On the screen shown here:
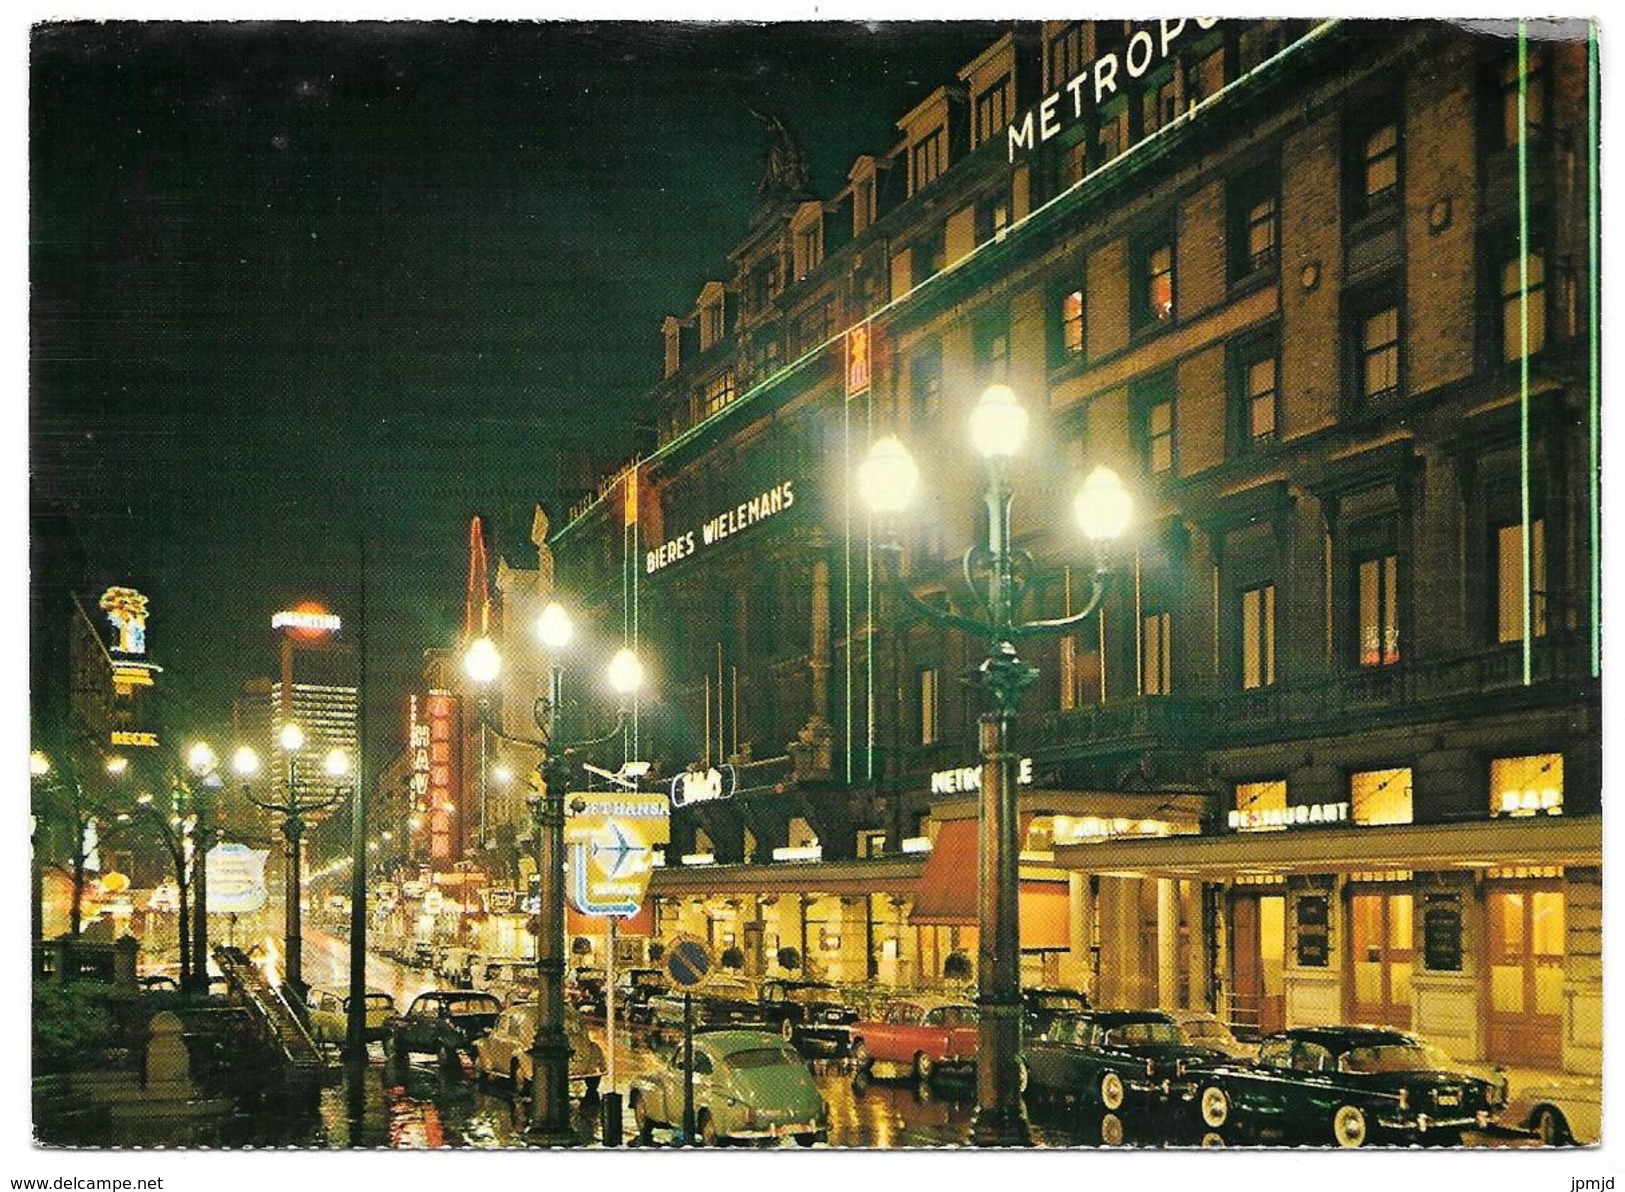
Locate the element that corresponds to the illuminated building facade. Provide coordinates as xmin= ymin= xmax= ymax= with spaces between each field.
xmin=546 ymin=19 xmax=1601 ymax=1074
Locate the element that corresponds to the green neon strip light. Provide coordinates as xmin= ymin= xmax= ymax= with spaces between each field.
xmin=844 ymin=392 xmax=854 ymax=785
xmin=1590 ymin=22 xmax=1601 ymax=677
xmin=1518 ymin=21 xmax=1532 ymax=686
xmin=865 ymin=386 xmax=875 ymax=784
xmin=551 ymin=20 xmax=1342 ymax=544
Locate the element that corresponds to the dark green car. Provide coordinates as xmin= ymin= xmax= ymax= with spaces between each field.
xmin=384 ymin=990 xmax=503 ymax=1072
xmin=1019 ymin=1009 xmax=1220 ymax=1111
xmin=1193 ymin=1026 xmax=1507 ymax=1147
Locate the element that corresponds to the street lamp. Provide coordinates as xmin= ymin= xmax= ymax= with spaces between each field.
xmin=242 ymin=725 xmax=348 ymax=1000
xmin=462 ymin=611 xmax=643 ymax=1145
xmin=184 ymin=741 xmax=224 ymax=996
xmin=858 ymin=382 xmax=1132 ymax=1147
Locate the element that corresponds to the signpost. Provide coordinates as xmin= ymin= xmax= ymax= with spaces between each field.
xmin=665 ymin=935 xmax=712 ymax=1146
xmin=564 ymin=788 xmax=670 ymax=1146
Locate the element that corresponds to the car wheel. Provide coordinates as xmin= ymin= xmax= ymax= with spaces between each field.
xmin=1533 ymin=1106 xmax=1573 ymax=1147
xmin=696 ymin=1110 xmax=718 ymax=1147
xmin=439 ymin=1043 xmax=461 ymax=1075
xmin=631 ymin=1092 xmax=654 ymax=1144
xmin=1017 ymin=1058 xmax=1030 ymax=1096
xmin=781 ymin=1018 xmax=795 ymax=1041
xmin=1198 ymin=1085 xmax=1230 ymax=1129
xmin=1331 ymin=1104 xmax=1368 ymax=1148
xmin=1200 ymin=1131 xmax=1226 ymax=1149
xmin=794 ymin=1131 xmax=823 ymax=1147
xmin=914 ymin=1052 xmax=934 ymax=1084
xmin=1099 ymin=1070 xmax=1126 ymax=1112
xmin=510 ymin=1059 xmax=525 ymax=1094
xmin=850 ymin=1040 xmax=872 ymax=1074
xmin=1099 ymin=1113 xmax=1125 ymax=1146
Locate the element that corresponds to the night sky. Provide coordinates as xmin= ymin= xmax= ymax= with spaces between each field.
xmin=29 ymin=19 xmax=1008 ymax=757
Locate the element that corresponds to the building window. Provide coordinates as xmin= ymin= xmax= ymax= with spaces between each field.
xmin=919 ymin=668 xmax=940 ymax=745
xmin=854 ymin=178 xmax=874 ymax=234
xmin=1141 ymin=611 xmax=1172 ymax=695
xmin=796 ymin=224 xmax=822 ymax=280
xmin=1246 ymin=354 xmax=1278 ymax=447
xmin=701 ymin=298 xmax=726 ymax=351
xmin=1349 ymin=112 xmax=1401 ymax=221
xmin=975 ymin=192 xmax=1011 ymax=245
xmin=1048 ymin=24 xmax=1084 ymax=92
xmin=1501 ymin=50 xmax=1546 ymax=147
xmin=975 ymin=307 xmax=1010 ymax=383
xmin=1356 ymin=552 xmax=1401 ymax=667
xmin=1098 ymin=97 xmax=1129 ymax=164
xmin=1132 ymin=231 xmax=1176 ymax=329
xmin=911 ymin=126 xmax=946 ymax=195
xmin=1350 ymin=767 xmax=1413 ymax=826
xmin=1230 ymin=169 xmax=1279 ymax=282
xmin=1135 ymin=372 xmax=1177 ymax=476
xmin=1494 ymin=518 xmax=1547 ymax=642
xmin=1347 ymin=287 xmax=1402 ymax=406
xmin=914 ymin=225 xmax=947 ymax=286
xmin=1238 ymin=20 xmax=1287 ymax=73
xmin=1057 ymin=287 xmax=1085 ymax=362
xmin=1059 ymin=633 xmax=1102 ymax=709
xmin=1233 ymin=780 xmax=1289 ymax=832
xmin=1142 ymin=69 xmax=1180 ymax=136
xmin=1501 ymin=249 xmax=1547 ymax=362
xmin=910 ymin=344 xmax=943 ymax=429
xmin=1241 ymin=583 xmax=1277 ymax=689
xmin=1186 ymin=47 xmax=1225 ymax=107
xmin=974 ymin=76 xmax=1011 ymax=149
xmin=701 ymin=372 xmax=736 ymax=419
xmin=1490 ymin=753 xmax=1563 ymax=818
xmin=1231 ymin=337 xmax=1279 ymax=454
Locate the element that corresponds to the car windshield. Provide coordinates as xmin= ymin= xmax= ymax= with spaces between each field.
xmin=786 ymin=986 xmax=839 ymax=1005
xmin=724 ymin=1046 xmax=802 ymax=1071
xmin=631 ymin=973 xmax=664 ymax=988
xmin=1338 ymin=1043 xmax=1453 ymax=1074
xmin=1106 ymin=1022 xmax=1181 ymax=1046
xmin=1182 ymin=1020 xmax=1230 ymax=1040
xmin=449 ymin=998 xmax=500 ymax=1016
xmin=1034 ymin=994 xmax=1085 ymax=1010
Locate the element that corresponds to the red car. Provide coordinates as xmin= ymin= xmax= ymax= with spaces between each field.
xmin=850 ymin=996 xmax=980 ymax=1083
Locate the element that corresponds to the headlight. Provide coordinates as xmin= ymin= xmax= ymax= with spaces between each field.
xmin=1146 ymin=1058 xmax=1155 ymax=1076
xmin=1490 ymin=1079 xmax=1507 ymax=1107
xmin=1397 ymin=1088 xmax=1409 ymax=1110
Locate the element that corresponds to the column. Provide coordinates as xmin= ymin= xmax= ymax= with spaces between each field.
xmin=1065 ymin=872 xmax=1092 ymax=996
xmin=1157 ymin=878 xmax=1179 ymax=1009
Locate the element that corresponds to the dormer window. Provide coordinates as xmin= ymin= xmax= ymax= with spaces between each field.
xmin=697 ymin=282 xmax=727 ymax=352
xmin=973 ymin=75 xmax=1011 ymax=150
xmin=793 ymin=208 xmax=824 ymax=281
xmin=662 ymin=317 xmax=683 ymax=379
xmin=910 ymin=125 xmax=946 ymax=196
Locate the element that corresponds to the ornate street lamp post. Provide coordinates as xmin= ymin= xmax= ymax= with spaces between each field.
xmin=184 ymin=742 xmax=221 ymax=996
xmin=463 ymin=605 xmax=643 ymax=1145
xmin=241 ymin=724 xmax=349 ymax=1000
xmin=859 ymin=383 xmax=1132 ymax=1148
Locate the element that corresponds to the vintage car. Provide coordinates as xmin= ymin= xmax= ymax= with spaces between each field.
xmin=1019 ymin=1009 xmax=1220 ymax=1110
xmin=1163 ymin=1009 xmax=1258 ymax=1062
xmin=384 ymin=990 xmax=504 ymax=1071
xmin=1193 ymin=1026 xmax=1507 ymax=1147
xmin=1507 ymin=1077 xmax=1600 ymax=1146
xmin=650 ymin=974 xmax=764 ymax=1035
xmin=565 ymin=967 xmax=607 ymax=1017
xmin=614 ymin=966 xmax=670 ymax=1024
xmin=472 ymin=1001 xmax=605 ymax=1099
xmin=474 ymin=958 xmax=537 ymax=1006
xmin=849 ymin=996 xmax=979 ymax=1083
xmin=629 ymin=1029 xmax=829 ymax=1146
xmin=307 ymin=988 xmax=396 ymax=1047
xmin=758 ymin=979 xmax=860 ymax=1057
xmin=1021 ymin=987 xmax=1090 ymax=1038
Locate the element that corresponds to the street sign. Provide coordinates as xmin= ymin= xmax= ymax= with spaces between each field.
xmin=669 ymin=764 xmax=737 ymax=807
xmin=665 ymin=935 xmax=713 ymax=989
xmin=563 ymin=790 xmax=671 ymax=917
xmin=206 ymin=843 xmax=268 ymax=914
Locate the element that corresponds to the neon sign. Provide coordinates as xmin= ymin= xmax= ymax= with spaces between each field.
xmin=1229 ymin=802 xmax=1350 ymax=831
xmin=930 ymin=757 xmax=1034 ymax=794
xmin=99 ymin=587 xmax=150 ymax=655
xmin=272 ymin=608 xmax=341 ymax=633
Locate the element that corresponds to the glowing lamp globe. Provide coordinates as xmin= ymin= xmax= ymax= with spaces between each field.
xmin=463 ymin=636 xmax=502 ymax=685
xmin=324 ymin=748 xmax=351 ymax=779
xmin=969 ymin=384 xmax=1029 ymax=459
xmin=857 ymin=435 xmax=920 ymax=514
xmin=1074 ymin=466 xmax=1133 ymax=543
xmin=279 ymin=722 xmax=307 ymax=753
xmin=233 ymin=745 xmax=262 ymax=777
xmin=536 ymin=602 xmax=574 ymax=651
xmin=30 ymin=751 xmax=50 ymax=777
xmin=606 ymin=648 xmax=646 ymax=696
xmin=187 ymin=741 xmax=218 ymax=776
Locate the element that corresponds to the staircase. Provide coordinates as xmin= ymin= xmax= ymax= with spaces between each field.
xmin=212 ymin=946 xmax=327 ymax=1079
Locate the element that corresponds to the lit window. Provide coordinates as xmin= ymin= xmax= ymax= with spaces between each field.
xmin=1363 ymin=123 xmax=1399 ymax=208
xmin=1060 ymin=289 xmax=1084 ymax=359
xmin=1059 ymin=633 xmax=1102 ymax=709
xmin=1495 ymin=519 xmax=1547 ymax=642
xmin=1241 ymin=583 xmax=1276 ymax=689
xmin=1147 ymin=399 xmax=1175 ymax=475
xmin=1148 ymin=243 xmax=1175 ymax=322
xmin=1247 ymin=356 xmax=1278 ymax=445
xmin=1490 ymin=753 xmax=1563 ymax=817
xmin=974 ymin=76 xmax=1011 ymax=148
xmin=702 ymin=372 xmax=736 ymax=418
xmin=1501 ymin=250 xmax=1547 ymax=362
xmin=1233 ymin=780 xmax=1288 ymax=832
xmin=911 ymin=127 xmax=946 ymax=195
xmin=1357 ymin=553 xmax=1400 ymax=667
xmin=919 ymin=668 xmax=940 ymax=745
xmin=1142 ymin=611 xmax=1172 ymax=695
xmin=1247 ymin=195 xmax=1277 ymax=272
xmin=1350 ymin=767 xmax=1413 ymax=826
xmin=1048 ymin=25 xmax=1084 ymax=92
xmin=1501 ymin=52 xmax=1545 ymax=147
xmin=1361 ymin=305 xmax=1400 ymax=399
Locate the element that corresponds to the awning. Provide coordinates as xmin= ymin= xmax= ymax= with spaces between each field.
xmin=909 ymin=817 xmax=1072 ymax=949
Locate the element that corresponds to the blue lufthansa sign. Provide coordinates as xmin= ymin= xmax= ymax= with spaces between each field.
xmin=666 ymin=936 xmax=713 ymax=989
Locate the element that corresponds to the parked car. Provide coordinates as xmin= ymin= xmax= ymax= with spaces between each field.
xmin=565 ymin=967 xmax=607 ymax=1017
xmin=615 ymin=967 xmax=670 ymax=1024
xmin=1021 ymin=987 xmax=1090 ymax=1038
xmin=629 ymin=1029 xmax=829 ymax=1146
xmin=474 ymin=958 xmax=537 ymax=1006
xmin=410 ymin=941 xmax=436 ymax=969
xmin=651 ymin=974 xmax=764 ymax=1035
xmin=307 ymin=988 xmax=396 ymax=1047
xmin=1192 ymin=1026 xmax=1507 ymax=1147
xmin=384 ymin=990 xmax=504 ymax=1072
xmin=1163 ymin=1010 xmax=1258 ymax=1062
xmin=1020 ymin=1009 xmax=1220 ymax=1111
xmin=1507 ymin=1077 xmax=1600 ymax=1146
xmin=758 ymin=979 xmax=860 ymax=1057
xmin=849 ymin=996 xmax=979 ymax=1083
xmin=437 ymin=947 xmax=478 ymax=987
xmin=472 ymin=1002 xmax=605 ymax=1099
